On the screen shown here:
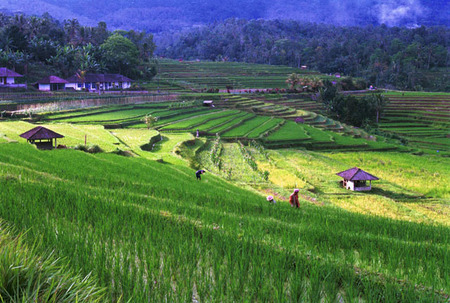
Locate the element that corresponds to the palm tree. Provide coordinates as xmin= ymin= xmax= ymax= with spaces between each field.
xmin=308 ymin=76 xmax=323 ymax=93
xmin=369 ymin=94 xmax=389 ymax=123
xmin=141 ymin=114 xmax=158 ymax=129
xmin=76 ymin=69 xmax=86 ymax=90
xmin=64 ymin=19 xmax=80 ymax=45
xmin=286 ymin=73 xmax=300 ymax=90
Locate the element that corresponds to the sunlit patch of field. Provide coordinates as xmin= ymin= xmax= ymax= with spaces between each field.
xmin=193 ymin=139 xmax=450 ymax=225
xmin=256 ymin=148 xmax=450 ymax=225
xmin=0 ymin=121 xmax=127 ymax=152
xmin=109 ymin=128 xmax=159 ymax=156
xmin=325 ymin=152 xmax=450 ymax=199
xmin=399 ymin=202 xmax=450 ymax=226
xmin=329 ymin=193 xmax=438 ymax=224
xmin=256 ymin=160 xmax=307 ymax=190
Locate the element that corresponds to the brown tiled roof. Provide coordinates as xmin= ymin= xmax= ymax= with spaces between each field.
xmin=35 ymin=75 xmax=68 ymax=84
xmin=66 ymin=73 xmax=133 ymax=83
xmin=20 ymin=126 xmax=64 ymax=140
xmin=0 ymin=67 xmax=23 ymax=77
xmin=336 ymin=167 xmax=379 ymax=181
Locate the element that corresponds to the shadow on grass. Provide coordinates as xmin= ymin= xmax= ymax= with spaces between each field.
xmin=148 ymin=136 xmax=168 ymax=153
xmin=369 ymin=187 xmax=425 ymax=203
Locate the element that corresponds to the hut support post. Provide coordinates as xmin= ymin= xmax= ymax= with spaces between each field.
xmin=54 ymin=138 xmax=57 ymax=149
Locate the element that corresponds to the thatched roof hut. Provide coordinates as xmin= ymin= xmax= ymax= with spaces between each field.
xmin=20 ymin=126 xmax=64 ymax=150
xmin=336 ymin=167 xmax=379 ymax=191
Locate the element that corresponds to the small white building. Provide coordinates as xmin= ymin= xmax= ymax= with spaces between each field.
xmin=34 ymin=75 xmax=68 ymax=91
xmin=203 ymin=100 xmax=214 ymax=107
xmin=65 ymin=73 xmax=133 ymax=91
xmin=0 ymin=67 xmax=23 ymax=85
xmin=336 ymin=167 xmax=379 ymax=191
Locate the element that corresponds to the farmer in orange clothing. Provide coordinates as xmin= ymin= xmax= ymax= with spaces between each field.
xmin=289 ymin=189 xmax=300 ymax=208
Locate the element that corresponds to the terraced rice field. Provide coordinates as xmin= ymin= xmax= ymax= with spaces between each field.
xmin=155 ymin=59 xmax=325 ymax=90
xmin=379 ymin=92 xmax=450 ymax=152
xmin=208 ymin=112 xmax=255 ymax=134
xmin=265 ymin=121 xmax=309 ymax=141
xmin=1 ymin=83 xmax=449 ymax=302
xmin=160 ymin=110 xmax=239 ymax=130
xmin=221 ymin=116 xmax=273 ymax=138
xmin=246 ymin=118 xmax=284 ymax=138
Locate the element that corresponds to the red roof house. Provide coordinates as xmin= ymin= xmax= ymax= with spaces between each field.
xmin=0 ymin=67 xmax=23 ymax=85
xmin=34 ymin=75 xmax=68 ymax=91
xmin=336 ymin=167 xmax=379 ymax=191
xmin=20 ymin=126 xmax=64 ymax=150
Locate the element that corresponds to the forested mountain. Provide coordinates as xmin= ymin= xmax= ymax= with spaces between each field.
xmin=159 ymin=19 xmax=449 ymax=91
xmin=0 ymin=0 xmax=448 ymax=33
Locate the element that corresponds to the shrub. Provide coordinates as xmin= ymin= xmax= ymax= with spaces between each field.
xmin=87 ymin=145 xmax=103 ymax=153
xmin=111 ymin=149 xmax=133 ymax=157
xmin=73 ymin=144 xmax=88 ymax=152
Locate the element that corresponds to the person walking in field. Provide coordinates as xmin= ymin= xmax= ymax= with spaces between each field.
xmin=196 ymin=169 xmax=206 ymax=180
xmin=289 ymin=189 xmax=300 ymax=208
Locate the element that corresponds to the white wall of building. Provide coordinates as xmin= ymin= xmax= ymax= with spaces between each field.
xmin=38 ymin=84 xmax=51 ymax=91
xmin=65 ymin=83 xmax=81 ymax=90
xmin=66 ymin=81 xmax=132 ymax=91
xmin=346 ymin=181 xmax=354 ymax=191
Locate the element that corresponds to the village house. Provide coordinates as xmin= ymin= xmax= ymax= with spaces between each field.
xmin=65 ymin=73 xmax=133 ymax=91
xmin=336 ymin=167 xmax=379 ymax=191
xmin=34 ymin=75 xmax=68 ymax=91
xmin=0 ymin=67 xmax=24 ymax=87
xmin=20 ymin=126 xmax=64 ymax=150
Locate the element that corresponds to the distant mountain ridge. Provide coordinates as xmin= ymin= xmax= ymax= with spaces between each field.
xmin=1 ymin=0 xmax=448 ymax=32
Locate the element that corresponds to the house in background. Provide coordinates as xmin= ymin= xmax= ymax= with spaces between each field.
xmin=65 ymin=73 xmax=133 ymax=91
xmin=34 ymin=75 xmax=68 ymax=91
xmin=336 ymin=167 xmax=379 ymax=191
xmin=0 ymin=67 xmax=24 ymax=86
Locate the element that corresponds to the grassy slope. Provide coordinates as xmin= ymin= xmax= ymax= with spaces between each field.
xmin=0 ymin=143 xmax=448 ymax=302
xmin=0 ymin=220 xmax=106 ymax=302
xmin=0 ymin=121 xmax=127 ymax=152
xmin=195 ymin=140 xmax=449 ymax=226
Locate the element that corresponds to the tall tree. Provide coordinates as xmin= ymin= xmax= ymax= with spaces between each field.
xmin=64 ymin=19 xmax=80 ymax=45
xmin=367 ymin=93 xmax=389 ymax=123
xmin=101 ymin=33 xmax=139 ymax=76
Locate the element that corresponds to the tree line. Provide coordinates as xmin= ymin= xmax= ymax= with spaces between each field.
xmin=318 ymin=80 xmax=389 ymax=127
xmin=159 ymin=19 xmax=449 ymax=91
xmin=0 ymin=13 xmax=157 ymax=82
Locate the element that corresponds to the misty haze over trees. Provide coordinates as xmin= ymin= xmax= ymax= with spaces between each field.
xmin=1 ymin=0 xmax=448 ymax=32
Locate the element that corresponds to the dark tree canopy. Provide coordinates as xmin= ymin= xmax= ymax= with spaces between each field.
xmin=158 ymin=19 xmax=449 ymax=91
xmin=0 ymin=13 xmax=157 ymax=81
xmin=101 ymin=34 xmax=139 ymax=76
